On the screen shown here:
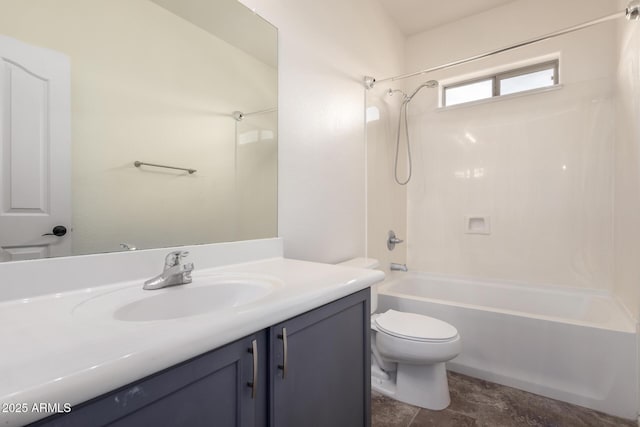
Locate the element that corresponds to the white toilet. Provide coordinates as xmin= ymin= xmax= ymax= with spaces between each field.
xmin=338 ymin=258 xmax=461 ymax=410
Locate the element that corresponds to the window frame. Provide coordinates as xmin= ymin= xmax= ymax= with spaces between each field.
xmin=442 ymin=59 xmax=559 ymax=107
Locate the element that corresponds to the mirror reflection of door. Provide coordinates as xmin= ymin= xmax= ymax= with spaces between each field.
xmin=0 ymin=35 xmax=71 ymax=261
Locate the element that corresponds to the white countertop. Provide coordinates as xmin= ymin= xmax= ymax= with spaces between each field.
xmin=0 ymin=257 xmax=384 ymax=427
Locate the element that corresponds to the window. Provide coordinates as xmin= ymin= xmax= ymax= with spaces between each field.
xmin=443 ymin=60 xmax=559 ymax=107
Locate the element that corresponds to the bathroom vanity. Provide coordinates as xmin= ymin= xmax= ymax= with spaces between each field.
xmin=30 ymin=289 xmax=370 ymax=427
xmin=0 ymin=239 xmax=382 ymax=427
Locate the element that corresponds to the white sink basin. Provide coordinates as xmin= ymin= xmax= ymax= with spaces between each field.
xmin=115 ymin=281 xmax=273 ymax=321
xmin=73 ymin=274 xmax=279 ymax=322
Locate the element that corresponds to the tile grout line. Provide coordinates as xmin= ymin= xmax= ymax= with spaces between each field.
xmin=406 ymin=408 xmax=420 ymax=427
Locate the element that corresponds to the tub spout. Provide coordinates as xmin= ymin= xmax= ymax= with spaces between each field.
xmin=390 ymin=263 xmax=408 ymax=272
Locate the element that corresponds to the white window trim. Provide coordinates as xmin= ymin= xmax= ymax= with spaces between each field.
xmin=441 ymin=59 xmax=560 ymax=108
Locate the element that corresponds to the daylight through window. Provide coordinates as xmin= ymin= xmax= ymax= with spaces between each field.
xmin=443 ymin=60 xmax=559 ymax=107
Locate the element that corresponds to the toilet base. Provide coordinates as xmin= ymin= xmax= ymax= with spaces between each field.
xmin=372 ymin=362 xmax=451 ymax=410
xmin=372 ymin=367 xmax=397 ymax=397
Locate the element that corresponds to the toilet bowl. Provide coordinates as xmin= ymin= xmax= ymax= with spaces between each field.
xmin=372 ymin=309 xmax=461 ymax=409
xmin=337 ymin=258 xmax=461 ymax=410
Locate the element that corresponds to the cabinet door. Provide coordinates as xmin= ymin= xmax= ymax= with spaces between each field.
xmin=31 ymin=332 xmax=266 ymax=427
xmin=270 ymin=289 xmax=371 ymax=427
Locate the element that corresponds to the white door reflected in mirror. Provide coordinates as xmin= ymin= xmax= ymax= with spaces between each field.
xmin=0 ymin=0 xmax=277 ymax=261
xmin=0 ymin=35 xmax=71 ymax=261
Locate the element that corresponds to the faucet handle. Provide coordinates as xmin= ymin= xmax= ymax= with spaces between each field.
xmin=387 ymin=230 xmax=404 ymax=251
xmin=182 ymin=262 xmax=194 ymax=284
xmin=164 ymin=250 xmax=189 ymax=268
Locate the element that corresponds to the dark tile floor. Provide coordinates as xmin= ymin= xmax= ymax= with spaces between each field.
xmin=372 ymin=372 xmax=636 ymax=427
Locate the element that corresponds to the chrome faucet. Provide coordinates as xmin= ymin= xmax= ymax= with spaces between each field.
xmin=390 ymin=263 xmax=408 ymax=272
xmin=387 ymin=230 xmax=404 ymax=251
xmin=143 ymin=250 xmax=194 ymax=290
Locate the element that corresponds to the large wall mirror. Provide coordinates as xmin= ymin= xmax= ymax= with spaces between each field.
xmin=0 ymin=0 xmax=278 ymax=262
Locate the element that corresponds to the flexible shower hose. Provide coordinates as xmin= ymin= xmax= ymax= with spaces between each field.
xmin=394 ymin=100 xmax=412 ymax=185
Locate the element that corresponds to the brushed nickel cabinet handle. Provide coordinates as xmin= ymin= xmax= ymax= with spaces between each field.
xmin=247 ymin=339 xmax=258 ymax=399
xmin=277 ymin=328 xmax=288 ymax=379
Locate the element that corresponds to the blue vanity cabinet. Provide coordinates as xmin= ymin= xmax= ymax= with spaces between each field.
xmin=270 ymin=289 xmax=371 ymax=427
xmin=31 ymin=331 xmax=267 ymax=427
xmin=30 ymin=288 xmax=370 ymax=427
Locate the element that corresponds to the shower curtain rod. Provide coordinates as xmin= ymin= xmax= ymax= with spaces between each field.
xmin=232 ymin=107 xmax=277 ymax=121
xmin=243 ymin=107 xmax=277 ymax=117
xmin=367 ymin=7 xmax=633 ymax=86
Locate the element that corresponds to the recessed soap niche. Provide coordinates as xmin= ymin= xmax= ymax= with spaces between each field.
xmin=464 ymin=216 xmax=491 ymax=235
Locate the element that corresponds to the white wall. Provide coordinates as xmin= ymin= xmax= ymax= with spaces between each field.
xmin=403 ymin=0 xmax=620 ymax=290
xmin=366 ymin=85 xmax=408 ymax=273
xmin=615 ymin=1 xmax=640 ymax=320
xmin=0 ymin=0 xmax=277 ymax=255
xmin=239 ymin=0 xmax=405 ymax=263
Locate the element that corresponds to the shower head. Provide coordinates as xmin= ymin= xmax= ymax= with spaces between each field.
xmin=406 ymin=80 xmax=439 ymax=102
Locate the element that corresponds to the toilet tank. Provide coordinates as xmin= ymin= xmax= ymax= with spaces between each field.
xmin=337 ymin=257 xmax=380 ymax=314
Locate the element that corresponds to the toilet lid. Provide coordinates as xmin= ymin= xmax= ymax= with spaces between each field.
xmin=374 ymin=310 xmax=458 ymax=342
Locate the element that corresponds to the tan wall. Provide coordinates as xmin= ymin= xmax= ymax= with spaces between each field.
xmin=0 ymin=0 xmax=277 ymax=254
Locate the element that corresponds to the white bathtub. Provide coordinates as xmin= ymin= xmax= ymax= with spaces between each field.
xmin=376 ymin=273 xmax=638 ymax=419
